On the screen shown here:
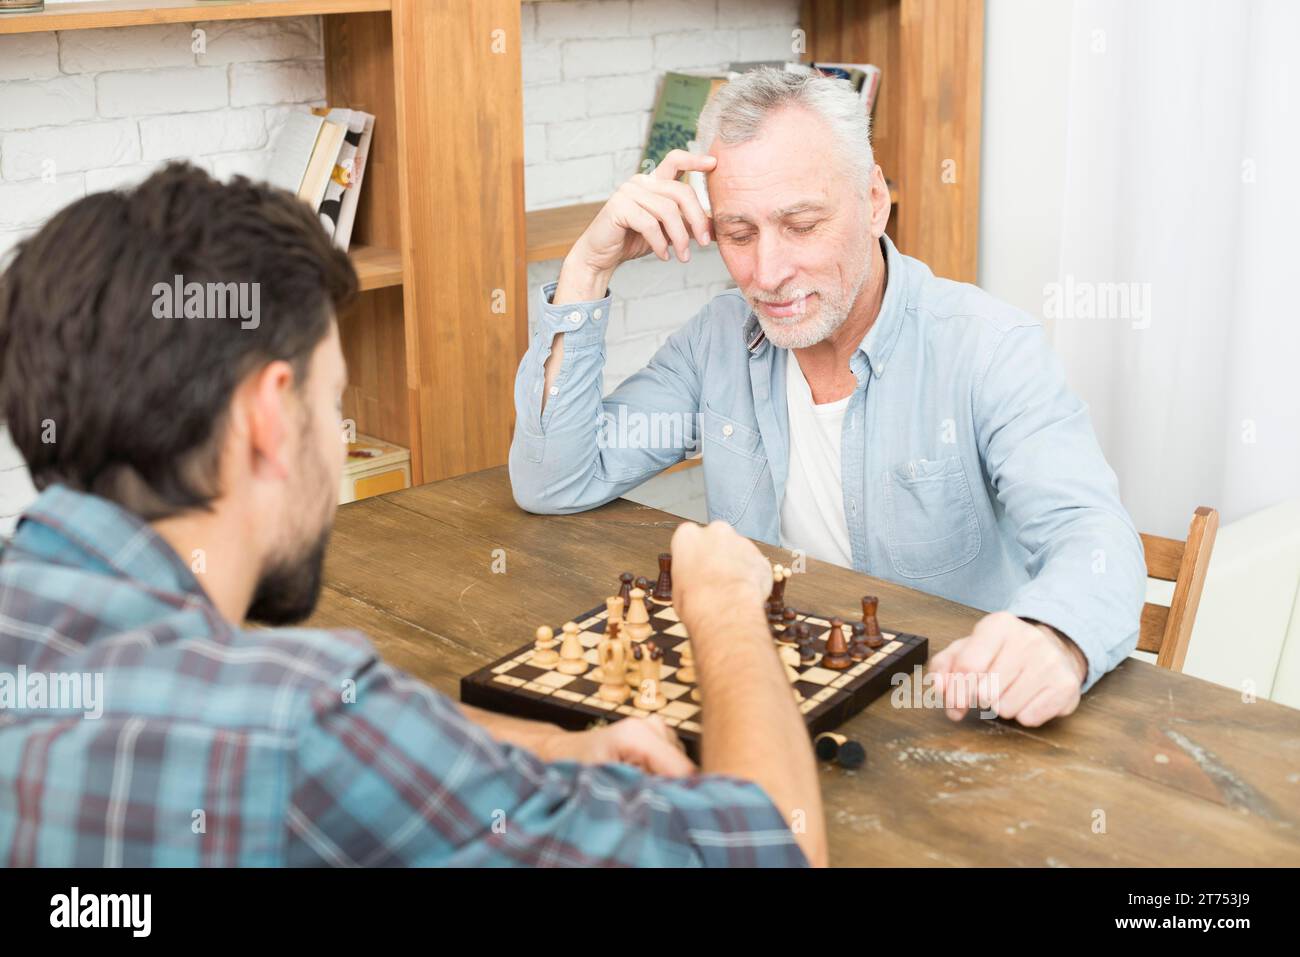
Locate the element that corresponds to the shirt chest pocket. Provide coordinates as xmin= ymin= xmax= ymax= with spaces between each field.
xmin=882 ymin=455 xmax=981 ymax=578
xmin=701 ymin=400 xmax=766 ymax=525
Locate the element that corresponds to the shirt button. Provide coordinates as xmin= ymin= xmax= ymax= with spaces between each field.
xmin=549 ymin=386 xmax=559 ymax=396
xmin=722 ymin=424 xmax=734 ymax=437
xmin=593 ymin=308 xmax=603 ymax=320
xmin=567 ymin=311 xmax=582 ymax=324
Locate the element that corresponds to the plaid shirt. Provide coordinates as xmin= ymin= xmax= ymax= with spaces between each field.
xmin=0 ymin=486 xmax=805 ymax=867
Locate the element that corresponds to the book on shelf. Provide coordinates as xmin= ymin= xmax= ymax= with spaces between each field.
xmin=311 ymin=108 xmax=375 ymax=250
xmin=265 ymin=107 xmax=376 ymax=252
xmin=810 ymin=61 xmax=883 ymax=116
xmin=265 ymin=111 xmax=325 ymax=195
xmin=642 ymin=61 xmax=882 ymax=175
xmin=296 ymin=119 xmax=347 ymax=216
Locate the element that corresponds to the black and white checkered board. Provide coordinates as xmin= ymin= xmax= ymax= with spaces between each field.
xmin=460 ymin=594 xmax=929 ymax=760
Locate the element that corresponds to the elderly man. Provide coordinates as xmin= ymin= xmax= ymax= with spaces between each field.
xmin=510 ymin=68 xmax=1145 ymax=728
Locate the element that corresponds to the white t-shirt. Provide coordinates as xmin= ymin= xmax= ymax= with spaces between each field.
xmin=779 ymin=349 xmax=854 ymax=567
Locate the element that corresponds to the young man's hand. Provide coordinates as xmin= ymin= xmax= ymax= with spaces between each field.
xmin=669 ymin=519 xmax=772 ymax=641
xmin=539 ymin=716 xmax=695 ymax=777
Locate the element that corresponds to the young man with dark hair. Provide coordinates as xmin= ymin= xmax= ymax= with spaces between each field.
xmin=0 ymin=163 xmax=824 ymax=867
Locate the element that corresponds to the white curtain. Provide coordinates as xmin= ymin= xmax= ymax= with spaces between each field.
xmin=1050 ymin=0 xmax=1300 ymax=538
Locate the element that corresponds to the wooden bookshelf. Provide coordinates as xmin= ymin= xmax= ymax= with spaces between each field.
xmin=5 ymin=0 xmax=980 ymax=493
xmin=525 ymin=201 xmax=605 ymax=264
xmin=348 ymin=244 xmax=402 ymax=291
xmin=0 ymin=0 xmax=390 ymax=34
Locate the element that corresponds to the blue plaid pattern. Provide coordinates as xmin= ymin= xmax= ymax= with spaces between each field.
xmin=0 ymin=486 xmax=805 ymax=867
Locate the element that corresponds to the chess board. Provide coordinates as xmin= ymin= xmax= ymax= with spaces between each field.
xmin=460 ymin=593 xmax=929 ymax=761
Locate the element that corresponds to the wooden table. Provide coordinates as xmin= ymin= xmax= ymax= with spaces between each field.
xmin=309 ymin=466 xmax=1300 ymax=866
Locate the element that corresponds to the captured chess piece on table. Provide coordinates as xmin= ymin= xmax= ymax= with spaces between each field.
xmin=815 ymin=732 xmax=867 ymax=770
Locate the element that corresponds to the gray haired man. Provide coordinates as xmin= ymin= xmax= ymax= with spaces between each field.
xmin=509 ymin=69 xmax=1145 ymax=728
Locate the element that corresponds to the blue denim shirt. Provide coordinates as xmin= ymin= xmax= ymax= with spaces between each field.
xmin=510 ymin=235 xmax=1145 ymax=691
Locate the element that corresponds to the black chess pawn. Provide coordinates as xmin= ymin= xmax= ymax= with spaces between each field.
xmin=862 ymin=595 xmax=884 ymax=648
xmin=815 ymin=733 xmax=867 ymax=770
xmin=778 ymin=607 xmax=798 ymax=643
xmin=618 ymin=572 xmax=634 ymax=608
xmin=848 ymin=621 xmax=869 ymax=661
xmin=653 ymin=553 xmax=672 ymax=602
xmin=795 ymin=623 xmax=817 ymax=665
xmin=821 ymin=618 xmax=853 ymax=671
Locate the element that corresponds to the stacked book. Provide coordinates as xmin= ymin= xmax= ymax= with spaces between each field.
xmin=642 ymin=61 xmax=881 ymax=172
xmin=266 ymin=108 xmax=375 ymax=252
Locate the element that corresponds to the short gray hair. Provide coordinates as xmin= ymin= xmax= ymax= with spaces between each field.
xmin=695 ymin=68 xmax=874 ymax=193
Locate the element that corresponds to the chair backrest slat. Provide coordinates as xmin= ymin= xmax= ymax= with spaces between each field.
xmin=1138 ymin=506 xmax=1219 ymax=671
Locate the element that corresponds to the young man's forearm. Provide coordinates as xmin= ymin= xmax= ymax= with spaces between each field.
xmin=459 ymin=702 xmax=558 ymax=755
xmin=688 ymin=599 xmax=828 ymax=867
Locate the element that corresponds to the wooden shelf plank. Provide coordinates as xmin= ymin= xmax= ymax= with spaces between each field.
xmin=349 ymin=244 xmax=402 ymax=291
xmin=525 ymin=201 xmax=605 ymax=264
xmin=0 ymin=0 xmax=391 ymax=35
xmin=525 ymin=182 xmax=899 ymax=264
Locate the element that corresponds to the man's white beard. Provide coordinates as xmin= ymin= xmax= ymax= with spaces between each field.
xmin=746 ymin=246 xmax=873 ymax=350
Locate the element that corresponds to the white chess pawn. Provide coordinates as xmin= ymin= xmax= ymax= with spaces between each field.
xmin=623 ymin=587 xmax=653 ymax=643
xmin=531 ymin=625 xmax=559 ymax=667
xmin=675 ymin=641 xmax=696 ymax=684
xmin=556 ymin=621 xmax=587 ymax=675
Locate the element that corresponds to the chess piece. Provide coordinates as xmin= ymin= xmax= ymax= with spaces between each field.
xmin=605 ymin=595 xmax=625 ymax=647
xmin=556 ymin=621 xmax=588 ymax=675
xmin=532 ymin=625 xmax=559 ymax=667
xmin=862 ymin=595 xmax=884 ymax=649
xmin=623 ymin=587 xmax=653 ymax=642
xmin=591 ymin=618 xmax=619 ymax=683
xmin=795 ymin=623 xmax=817 ymax=665
xmin=848 ymin=621 xmax=869 ymax=661
xmin=652 ymin=552 xmax=673 ymax=603
xmin=771 ymin=564 xmax=788 ymax=606
xmin=675 ymin=640 xmax=696 ymax=684
xmin=618 ymin=572 xmax=634 ymax=608
xmin=821 ymin=618 xmax=852 ymax=670
xmin=767 ymin=566 xmax=786 ymax=625
xmin=633 ymin=641 xmax=667 ymax=711
xmin=596 ymin=622 xmax=629 ymax=703
xmin=777 ymin=607 xmax=798 ymax=643
xmin=778 ymin=644 xmax=802 ymax=684
xmin=815 ymin=732 xmax=866 ymax=770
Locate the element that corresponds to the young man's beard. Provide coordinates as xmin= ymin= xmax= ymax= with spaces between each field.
xmin=246 ymin=527 xmax=330 ymax=625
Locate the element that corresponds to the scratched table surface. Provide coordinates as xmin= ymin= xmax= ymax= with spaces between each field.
xmin=307 ymin=466 xmax=1300 ymax=866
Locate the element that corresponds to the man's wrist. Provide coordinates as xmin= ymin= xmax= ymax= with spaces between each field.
xmin=555 ymin=246 xmax=614 ymax=306
xmin=1026 ymin=619 xmax=1088 ymax=684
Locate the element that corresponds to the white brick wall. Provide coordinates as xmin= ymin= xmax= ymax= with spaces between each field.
xmin=522 ymin=0 xmax=799 ymax=401
xmin=0 ymin=14 xmax=328 ymax=528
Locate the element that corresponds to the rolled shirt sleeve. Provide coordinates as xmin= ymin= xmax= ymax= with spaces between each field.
xmin=509 ymin=279 xmax=706 ymax=515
